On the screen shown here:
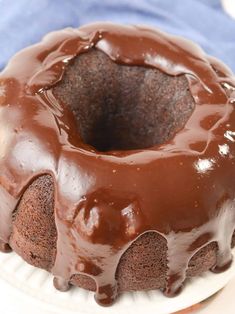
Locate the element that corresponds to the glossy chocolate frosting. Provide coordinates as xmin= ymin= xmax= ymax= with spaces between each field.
xmin=0 ymin=22 xmax=235 ymax=306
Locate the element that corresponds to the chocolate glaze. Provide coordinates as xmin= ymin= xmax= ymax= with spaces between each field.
xmin=0 ymin=22 xmax=235 ymax=306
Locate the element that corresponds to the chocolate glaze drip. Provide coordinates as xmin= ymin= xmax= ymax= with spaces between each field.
xmin=0 ymin=23 xmax=235 ymax=306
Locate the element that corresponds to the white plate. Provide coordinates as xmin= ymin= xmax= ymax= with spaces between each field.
xmin=0 ymin=249 xmax=235 ymax=314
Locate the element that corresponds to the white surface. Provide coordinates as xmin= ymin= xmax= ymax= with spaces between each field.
xmin=222 ymin=0 xmax=235 ymax=19
xmin=0 ymin=250 xmax=235 ymax=314
xmin=197 ymin=279 xmax=235 ymax=314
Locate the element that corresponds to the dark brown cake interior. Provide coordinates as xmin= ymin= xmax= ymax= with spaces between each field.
xmin=53 ymin=49 xmax=195 ymax=151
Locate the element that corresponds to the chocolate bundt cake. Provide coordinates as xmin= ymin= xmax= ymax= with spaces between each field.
xmin=0 ymin=22 xmax=235 ymax=306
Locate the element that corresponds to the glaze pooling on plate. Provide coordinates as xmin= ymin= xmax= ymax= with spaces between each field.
xmin=0 ymin=23 xmax=235 ymax=306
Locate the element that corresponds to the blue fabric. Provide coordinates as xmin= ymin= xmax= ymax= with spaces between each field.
xmin=0 ymin=0 xmax=234 ymax=71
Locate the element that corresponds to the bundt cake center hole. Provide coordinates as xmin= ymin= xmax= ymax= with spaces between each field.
xmin=53 ymin=49 xmax=195 ymax=151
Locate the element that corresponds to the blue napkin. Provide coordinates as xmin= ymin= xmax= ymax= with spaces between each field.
xmin=0 ymin=0 xmax=234 ymax=71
